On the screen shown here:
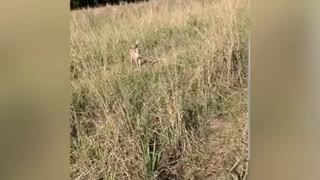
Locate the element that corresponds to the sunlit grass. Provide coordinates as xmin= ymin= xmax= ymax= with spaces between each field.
xmin=70 ymin=0 xmax=249 ymax=179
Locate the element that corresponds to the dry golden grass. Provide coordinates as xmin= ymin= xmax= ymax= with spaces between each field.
xmin=70 ymin=0 xmax=249 ymax=179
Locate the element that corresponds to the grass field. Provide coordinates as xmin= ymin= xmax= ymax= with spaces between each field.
xmin=70 ymin=0 xmax=249 ymax=179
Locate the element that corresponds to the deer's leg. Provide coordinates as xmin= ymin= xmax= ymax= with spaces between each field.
xmin=138 ymin=59 xmax=141 ymax=67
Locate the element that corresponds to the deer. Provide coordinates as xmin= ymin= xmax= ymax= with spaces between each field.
xmin=129 ymin=40 xmax=143 ymax=67
xmin=129 ymin=40 xmax=161 ymax=67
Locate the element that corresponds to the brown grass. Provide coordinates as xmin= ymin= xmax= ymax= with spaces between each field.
xmin=70 ymin=0 xmax=249 ymax=179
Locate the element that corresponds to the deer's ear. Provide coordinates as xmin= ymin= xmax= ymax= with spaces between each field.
xmin=135 ymin=40 xmax=139 ymax=46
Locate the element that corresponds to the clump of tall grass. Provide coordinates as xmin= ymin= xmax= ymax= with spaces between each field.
xmin=70 ymin=0 xmax=249 ymax=179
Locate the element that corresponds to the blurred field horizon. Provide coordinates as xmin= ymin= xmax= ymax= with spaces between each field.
xmin=70 ymin=0 xmax=249 ymax=179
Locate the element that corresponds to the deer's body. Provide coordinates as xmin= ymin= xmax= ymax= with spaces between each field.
xmin=129 ymin=41 xmax=142 ymax=67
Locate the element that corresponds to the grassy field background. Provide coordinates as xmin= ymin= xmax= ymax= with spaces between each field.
xmin=70 ymin=0 xmax=249 ymax=179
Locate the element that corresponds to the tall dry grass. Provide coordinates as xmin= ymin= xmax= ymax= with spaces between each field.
xmin=70 ymin=0 xmax=249 ymax=179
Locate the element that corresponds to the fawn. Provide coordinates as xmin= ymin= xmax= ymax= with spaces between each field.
xmin=129 ymin=41 xmax=143 ymax=67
